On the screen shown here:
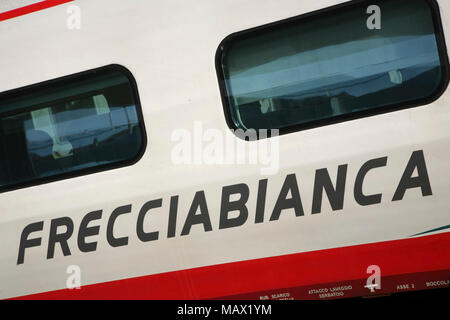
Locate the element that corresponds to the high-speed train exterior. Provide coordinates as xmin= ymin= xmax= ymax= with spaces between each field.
xmin=0 ymin=0 xmax=449 ymax=300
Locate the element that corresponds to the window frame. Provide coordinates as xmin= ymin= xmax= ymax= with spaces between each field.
xmin=0 ymin=64 xmax=147 ymax=193
xmin=215 ymin=0 xmax=450 ymax=139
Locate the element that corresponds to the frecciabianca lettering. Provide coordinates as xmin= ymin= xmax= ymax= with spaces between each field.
xmin=17 ymin=150 xmax=432 ymax=264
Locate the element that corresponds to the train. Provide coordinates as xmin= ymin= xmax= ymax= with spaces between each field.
xmin=0 ymin=0 xmax=449 ymax=299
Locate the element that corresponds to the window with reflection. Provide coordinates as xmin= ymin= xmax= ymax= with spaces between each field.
xmin=217 ymin=0 xmax=447 ymax=132
xmin=0 ymin=66 xmax=145 ymax=191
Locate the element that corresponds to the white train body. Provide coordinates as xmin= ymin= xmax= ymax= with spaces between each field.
xmin=0 ymin=0 xmax=449 ymax=299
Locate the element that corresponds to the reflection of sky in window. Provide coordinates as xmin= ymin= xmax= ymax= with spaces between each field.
xmin=53 ymin=106 xmax=138 ymax=137
xmin=227 ymin=35 xmax=440 ymax=101
xmin=23 ymin=105 xmax=139 ymax=158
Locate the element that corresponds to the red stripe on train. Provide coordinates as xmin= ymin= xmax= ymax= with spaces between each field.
xmin=11 ymin=232 xmax=450 ymax=300
xmin=0 ymin=0 xmax=74 ymax=22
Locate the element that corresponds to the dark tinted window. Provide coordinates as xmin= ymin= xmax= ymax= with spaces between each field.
xmin=0 ymin=65 xmax=145 ymax=191
xmin=217 ymin=0 xmax=448 ymax=133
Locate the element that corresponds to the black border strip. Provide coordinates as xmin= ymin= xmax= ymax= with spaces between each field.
xmin=410 ymin=224 xmax=450 ymax=237
xmin=0 ymin=64 xmax=148 ymax=194
xmin=215 ymin=0 xmax=450 ymax=140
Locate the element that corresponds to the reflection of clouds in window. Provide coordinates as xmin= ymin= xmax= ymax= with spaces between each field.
xmin=228 ymin=35 xmax=440 ymax=101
